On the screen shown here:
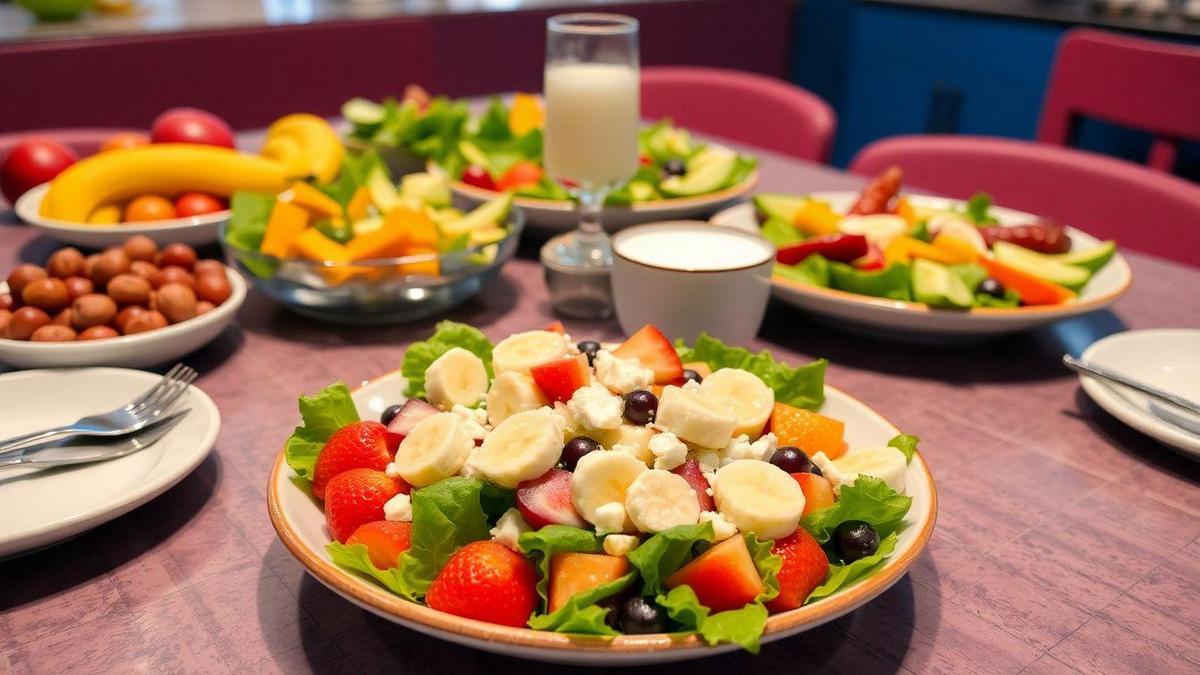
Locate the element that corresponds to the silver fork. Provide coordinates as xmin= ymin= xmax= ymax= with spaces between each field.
xmin=0 ymin=410 xmax=188 ymax=471
xmin=0 ymin=363 xmax=197 ymax=455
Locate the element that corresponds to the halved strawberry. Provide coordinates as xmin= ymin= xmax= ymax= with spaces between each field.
xmin=312 ymin=421 xmax=392 ymax=501
xmin=346 ymin=520 xmax=413 ymax=569
xmin=671 ymin=459 xmax=715 ymax=512
xmin=384 ymin=398 xmax=439 ymax=449
xmin=426 ymin=540 xmax=539 ymax=627
xmin=530 ymin=354 xmax=590 ymax=403
xmin=765 ymin=528 xmax=829 ymax=612
xmin=665 ymin=534 xmax=763 ymax=612
xmin=791 ymin=472 xmax=835 ymax=517
xmin=544 ymin=320 xmax=566 ymax=334
xmin=517 ymin=468 xmax=586 ymax=529
xmin=613 ymin=324 xmax=683 ymax=384
xmin=324 ymin=468 xmax=403 ymax=543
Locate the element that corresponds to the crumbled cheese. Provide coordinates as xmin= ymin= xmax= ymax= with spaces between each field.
xmin=451 ymin=404 xmax=490 ymax=441
xmin=603 ymin=534 xmax=640 ymax=557
xmin=489 ymin=508 xmax=531 ymax=552
xmin=721 ymin=432 xmax=778 ymax=464
xmin=700 ymin=511 xmax=738 ymax=541
xmin=592 ymin=501 xmax=627 ymax=534
xmin=383 ymin=492 xmax=413 ymax=522
xmin=592 ymin=349 xmax=655 ymax=395
xmin=567 ymin=385 xmax=624 ymax=430
xmin=810 ymin=451 xmax=849 ymax=493
xmin=648 ymin=431 xmax=688 ymax=470
xmin=385 ymin=462 xmax=402 ymax=479
xmin=681 ymin=379 xmax=702 ymax=392
xmin=691 ymin=449 xmax=722 ymax=472
xmin=703 ymin=469 xmax=718 ymax=496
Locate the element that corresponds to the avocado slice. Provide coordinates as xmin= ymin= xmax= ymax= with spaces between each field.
xmin=992 ymin=241 xmax=1092 ymax=291
xmin=628 ymin=180 xmax=661 ymax=202
xmin=400 ymin=172 xmax=451 ymax=208
xmin=440 ymin=193 xmax=513 ymax=238
xmin=1052 ymin=240 xmax=1116 ymax=273
xmin=753 ymin=193 xmax=809 ymax=223
xmin=659 ymin=149 xmax=737 ymax=197
xmin=911 ymin=258 xmax=973 ymax=308
xmin=342 ymin=98 xmax=386 ymax=127
xmin=458 ymin=140 xmax=491 ymax=172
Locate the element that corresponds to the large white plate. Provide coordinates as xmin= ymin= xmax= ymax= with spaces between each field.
xmin=14 ymin=183 xmax=230 ymax=248
xmin=0 ymin=268 xmax=246 ymax=370
xmin=712 ymin=194 xmax=1133 ymax=337
xmin=268 ymin=369 xmax=936 ymax=665
xmin=0 ymin=367 xmax=220 ymax=557
xmin=1079 ymin=329 xmax=1200 ymax=458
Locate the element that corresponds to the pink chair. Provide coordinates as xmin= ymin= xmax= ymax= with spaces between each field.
xmin=640 ymin=66 xmax=835 ymax=163
xmin=849 ymin=135 xmax=1200 ymax=268
xmin=1038 ymin=28 xmax=1200 ymax=173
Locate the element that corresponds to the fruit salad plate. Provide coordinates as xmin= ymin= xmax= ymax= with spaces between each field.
xmin=712 ymin=188 xmax=1132 ymax=338
xmin=268 ymin=323 xmax=936 ymax=665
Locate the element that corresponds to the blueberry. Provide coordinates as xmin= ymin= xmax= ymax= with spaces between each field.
xmin=619 ymin=596 xmax=667 ymax=634
xmin=663 ymin=159 xmax=686 ymax=177
xmin=834 ymin=520 xmax=880 ymax=563
xmin=577 ymin=340 xmax=601 ymax=366
xmin=560 ymin=436 xmax=602 ymax=471
xmin=380 ymin=404 xmax=404 ymax=426
xmin=977 ymin=277 xmax=1006 ymax=299
xmin=681 ymin=368 xmax=704 ymax=384
xmin=769 ymin=446 xmax=815 ymax=474
xmin=623 ymin=390 xmax=658 ymax=425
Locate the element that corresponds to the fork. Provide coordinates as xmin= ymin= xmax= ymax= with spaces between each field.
xmin=0 ymin=410 xmax=188 ymax=471
xmin=0 ymin=363 xmax=197 ymax=455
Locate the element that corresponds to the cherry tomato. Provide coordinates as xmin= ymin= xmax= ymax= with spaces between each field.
xmin=495 ymin=161 xmax=542 ymax=192
xmin=174 ymin=192 xmax=226 ymax=217
xmin=1 ymin=137 xmax=77 ymax=204
xmin=100 ymin=132 xmax=150 ymax=153
xmin=150 ymin=108 xmax=235 ymax=148
xmin=460 ymin=166 xmax=497 ymax=191
xmin=639 ymin=154 xmax=653 ymax=166
xmin=124 ymin=195 xmax=177 ymax=222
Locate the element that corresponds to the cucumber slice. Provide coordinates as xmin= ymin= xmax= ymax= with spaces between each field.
xmin=366 ymin=166 xmax=399 ymax=213
xmin=753 ymin=193 xmax=809 ymax=222
xmin=342 ymin=98 xmax=386 ymax=127
xmin=992 ymin=241 xmax=1091 ymax=291
xmin=912 ymin=258 xmax=973 ymax=308
xmin=628 ymin=180 xmax=660 ymax=202
xmin=659 ymin=149 xmax=736 ymax=197
xmin=440 ymin=193 xmax=513 ymax=238
xmin=457 ymin=140 xmax=491 ymax=172
xmin=1052 ymin=240 xmax=1116 ymax=273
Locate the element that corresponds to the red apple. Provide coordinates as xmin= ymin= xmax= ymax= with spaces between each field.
xmin=517 ymin=468 xmax=586 ymax=529
xmin=1 ymin=137 xmax=77 ymax=204
xmin=150 ymin=108 xmax=235 ymax=148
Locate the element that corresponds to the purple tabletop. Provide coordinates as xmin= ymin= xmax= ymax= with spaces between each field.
xmin=1 ymin=137 xmax=1199 ymax=674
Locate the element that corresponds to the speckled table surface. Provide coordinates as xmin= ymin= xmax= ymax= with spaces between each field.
xmin=1 ymin=139 xmax=1198 ymax=674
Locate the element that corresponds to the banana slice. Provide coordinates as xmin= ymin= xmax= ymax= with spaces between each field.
xmin=654 ymin=385 xmax=738 ymax=449
xmin=837 ymin=214 xmax=908 ymax=250
xmin=486 ymin=371 xmax=549 ymax=426
xmin=712 ymin=459 xmax=805 ymax=539
xmin=393 ymin=412 xmax=475 ymax=487
xmin=491 ymin=330 xmax=571 ymax=375
xmin=571 ymin=450 xmax=647 ymax=531
xmin=470 ymin=410 xmax=564 ymax=488
xmin=699 ymin=368 xmax=774 ymax=439
xmin=424 ymin=347 xmax=489 ymax=410
xmin=593 ymin=424 xmax=656 ymax=466
xmin=833 ymin=447 xmax=908 ymax=493
xmin=625 ymin=470 xmax=701 ymax=533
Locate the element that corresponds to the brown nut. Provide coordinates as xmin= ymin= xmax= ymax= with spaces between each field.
xmin=21 ymin=278 xmax=69 ymax=313
xmin=46 ymin=247 xmax=86 ymax=279
xmin=31 ymin=324 xmax=77 ymax=342
xmin=84 ymin=254 xmax=101 ymax=279
xmin=106 ymin=273 xmax=152 ymax=306
xmin=123 ymin=310 xmax=168 ymax=334
xmin=79 ymin=325 xmax=120 ymax=341
xmin=70 ymin=293 xmax=118 ymax=330
xmin=0 ymin=293 xmax=11 ymax=311
xmin=194 ymin=273 xmax=232 ymax=306
xmin=5 ymin=306 xmax=51 ymax=340
xmin=51 ymin=308 xmax=72 ymax=326
xmin=63 ymin=276 xmax=95 ymax=301
xmin=0 ymin=309 xmax=11 ymax=333
xmin=193 ymin=259 xmax=225 ymax=279
xmin=115 ymin=305 xmax=146 ymax=332
xmin=91 ymin=249 xmax=131 ymax=289
xmin=195 ymin=300 xmax=216 ymax=316
xmin=158 ymin=243 xmax=197 ymax=271
xmin=122 ymin=235 xmax=158 ymax=262
xmin=156 ymin=283 xmax=197 ymax=324
xmin=129 ymin=260 xmax=160 ymax=282
xmin=150 ymin=265 xmax=194 ymax=289
xmin=6 ymin=264 xmax=47 ymax=299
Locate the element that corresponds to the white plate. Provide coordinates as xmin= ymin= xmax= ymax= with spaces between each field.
xmin=14 ymin=183 xmax=231 ymax=248
xmin=0 ymin=367 xmax=220 ymax=557
xmin=1079 ymin=329 xmax=1200 ymax=458
xmin=269 ymin=369 xmax=936 ymax=665
xmin=0 ymin=268 xmax=245 ymax=370
xmin=712 ymin=194 xmax=1133 ymax=337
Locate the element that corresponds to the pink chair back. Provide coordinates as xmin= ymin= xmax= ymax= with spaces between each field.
xmin=1038 ymin=28 xmax=1200 ymax=173
xmin=849 ymin=135 xmax=1200 ymax=268
xmin=640 ymin=66 xmax=835 ymax=163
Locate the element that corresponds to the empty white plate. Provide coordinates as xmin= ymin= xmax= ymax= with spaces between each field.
xmin=0 ymin=367 xmax=220 ymax=557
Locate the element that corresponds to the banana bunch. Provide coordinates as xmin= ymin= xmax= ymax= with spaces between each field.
xmin=260 ymin=113 xmax=343 ymax=183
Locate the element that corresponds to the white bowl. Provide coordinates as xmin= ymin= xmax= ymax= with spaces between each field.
xmin=268 ymin=369 xmax=937 ymax=665
xmin=14 ymin=183 xmax=230 ymax=248
xmin=0 ymin=268 xmax=245 ymax=369
xmin=712 ymin=193 xmax=1133 ymax=338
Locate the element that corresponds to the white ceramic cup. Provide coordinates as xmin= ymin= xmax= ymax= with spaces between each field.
xmin=611 ymin=221 xmax=775 ymax=345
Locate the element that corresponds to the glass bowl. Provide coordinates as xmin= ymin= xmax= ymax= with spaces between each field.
xmin=218 ymin=210 xmax=524 ymax=324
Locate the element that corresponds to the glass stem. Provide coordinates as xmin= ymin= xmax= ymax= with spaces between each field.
xmin=577 ymin=188 xmax=607 ymax=247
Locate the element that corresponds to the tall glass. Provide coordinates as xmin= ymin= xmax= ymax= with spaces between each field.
xmin=540 ymin=13 xmax=640 ymax=319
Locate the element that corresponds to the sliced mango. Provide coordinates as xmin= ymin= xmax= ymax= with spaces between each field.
xmin=260 ymin=200 xmax=310 ymax=258
xmin=346 ymin=186 xmax=372 ymax=221
xmin=884 ymin=236 xmax=962 ymax=266
xmin=291 ymin=227 xmax=357 ymax=285
xmin=386 ymin=207 xmax=439 ymax=247
xmin=894 ymin=196 xmax=917 ymax=226
xmin=509 ymin=92 xmax=544 ymax=136
xmin=288 ymin=182 xmax=342 ymax=219
xmin=397 ymin=244 xmax=440 ymax=277
xmin=930 ymin=233 xmax=982 ymax=265
xmin=347 ymin=222 xmax=409 ymax=261
xmin=792 ymin=199 xmax=840 ymax=236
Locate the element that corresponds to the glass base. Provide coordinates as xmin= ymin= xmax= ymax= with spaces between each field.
xmin=540 ymin=229 xmax=614 ymax=319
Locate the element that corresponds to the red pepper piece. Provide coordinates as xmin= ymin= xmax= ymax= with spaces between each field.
xmin=776 ymin=234 xmax=869 ymax=265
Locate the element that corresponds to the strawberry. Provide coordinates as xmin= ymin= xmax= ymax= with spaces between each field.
xmin=425 ymin=540 xmax=538 ymax=627
xmin=517 ymin=468 xmax=586 ymax=529
xmin=671 ymin=459 xmax=715 ymax=512
xmin=665 ymin=535 xmax=763 ymax=612
xmin=530 ymin=354 xmax=590 ymax=403
xmin=312 ymin=421 xmax=393 ymax=501
xmin=347 ymin=520 xmax=413 ymax=569
xmin=324 ymin=468 xmax=403 ymax=543
xmin=765 ymin=528 xmax=829 ymax=613
xmin=613 ymin=324 xmax=683 ymax=384
xmin=791 ymin=472 xmax=835 ymax=517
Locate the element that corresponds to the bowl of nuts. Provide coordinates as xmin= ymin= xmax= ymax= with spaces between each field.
xmin=0 ymin=235 xmax=245 ymax=369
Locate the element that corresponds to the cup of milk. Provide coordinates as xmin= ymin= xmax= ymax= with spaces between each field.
xmin=611 ymin=222 xmax=775 ymax=345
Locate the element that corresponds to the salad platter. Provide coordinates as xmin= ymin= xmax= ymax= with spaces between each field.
xmin=712 ymin=169 xmax=1132 ymax=337
xmin=269 ymin=322 xmax=935 ymax=664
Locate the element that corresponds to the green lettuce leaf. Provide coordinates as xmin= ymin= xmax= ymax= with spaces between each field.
xmin=656 ymin=586 xmax=769 ymax=654
xmin=761 ymin=216 xmax=804 ymax=247
xmin=887 ymin=433 xmax=920 ymax=464
xmin=224 ymin=191 xmax=276 ymax=251
xmin=801 ymin=476 xmax=912 ymax=544
xmin=283 ymin=382 xmax=360 ymax=481
xmin=479 ymin=482 xmax=516 ymax=524
xmin=326 ymin=542 xmax=414 ymax=597
xmin=674 ymin=333 xmax=827 ymax=410
xmin=774 ymin=254 xmax=831 ymax=287
xmin=395 ymin=477 xmax=492 ymax=599
xmin=964 ymin=192 xmax=998 ymax=225
xmin=518 ymin=525 xmax=603 ymax=608
xmin=626 ymin=522 xmax=715 ymax=595
xmin=745 ymin=533 xmax=782 ymax=603
xmin=807 ymin=532 xmax=898 ymax=602
xmin=401 ymin=321 xmax=494 ymax=399
xmin=975 ymin=289 xmax=1021 ymax=308
xmin=828 ymin=261 xmax=913 ymax=302
xmin=527 ymin=571 xmax=637 ymax=636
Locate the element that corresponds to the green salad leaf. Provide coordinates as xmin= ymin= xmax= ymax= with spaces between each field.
xmin=656 ymin=586 xmax=770 ymax=654
xmin=225 ymin=191 xmax=276 ymax=251
xmin=326 ymin=542 xmax=413 ymax=596
xmin=478 ymin=483 xmax=517 ymax=524
xmin=745 ymin=533 xmax=782 ymax=603
xmin=887 ymin=433 xmax=920 ymax=464
xmin=828 ymin=261 xmax=913 ymax=302
xmin=807 ymin=532 xmax=898 ymax=602
xmin=964 ymin=192 xmax=998 ymax=224
xmin=518 ymin=525 xmax=603 ymax=608
xmin=675 ymin=333 xmax=827 ymax=410
xmin=283 ymin=382 xmax=360 ymax=481
xmin=801 ymin=476 xmax=912 ymax=544
xmin=316 ymin=150 xmax=384 ymax=208
xmin=626 ymin=522 xmax=715 ymax=595
xmin=401 ymin=321 xmax=494 ymax=399
xmin=395 ymin=477 xmax=492 ymax=599
xmin=774 ymin=254 xmax=830 ymax=287
xmin=527 ymin=572 xmax=637 ymax=636
xmin=761 ymin=217 xmax=804 ymax=247
xmin=975 ymin=290 xmax=1021 ymax=308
